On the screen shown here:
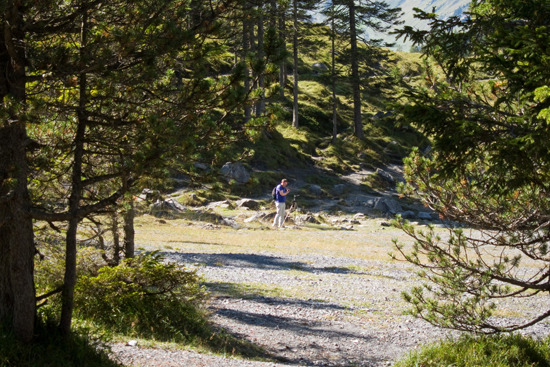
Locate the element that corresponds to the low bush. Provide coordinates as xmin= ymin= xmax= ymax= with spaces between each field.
xmin=394 ymin=334 xmax=550 ymax=367
xmin=75 ymin=252 xmax=208 ymax=342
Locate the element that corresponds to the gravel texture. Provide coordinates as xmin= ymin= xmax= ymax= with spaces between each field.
xmin=111 ymin=166 xmax=550 ymax=366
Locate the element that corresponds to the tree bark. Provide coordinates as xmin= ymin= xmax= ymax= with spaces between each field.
xmin=256 ymin=10 xmax=265 ymax=116
xmin=59 ymin=10 xmax=88 ymax=335
xmin=278 ymin=4 xmax=287 ymax=100
xmin=292 ymin=0 xmax=299 ymax=128
xmin=331 ymin=10 xmax=338 ymax=144
xmin=111 ymin=212 xmax=120 ymax=265
xmin=349 ymin=0 xmax=364 ymax=139
xmin=0 ymin=1 xmax=36 ymax=344
xmin=243 ymin=7 xmax=251 ymax=122
xmin=123 ymin=200 xmax=135 ymax=259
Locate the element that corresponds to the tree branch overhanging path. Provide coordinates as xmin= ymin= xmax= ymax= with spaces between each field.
xmin=391 ymin=0 xmax=550 ymax=334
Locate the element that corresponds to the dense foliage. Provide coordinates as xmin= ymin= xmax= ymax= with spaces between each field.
xmin=392 ymin=0 xmax=550 ymax=333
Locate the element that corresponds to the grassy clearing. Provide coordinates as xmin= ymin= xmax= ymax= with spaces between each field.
xmin=134 ymin=215 xmax=416 ymax=262
xmin=394 ymin=334 xmax=550 ymax=367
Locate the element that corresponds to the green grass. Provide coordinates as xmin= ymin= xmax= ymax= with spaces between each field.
xmin=395 ymin=334 xmax=550 ymax=367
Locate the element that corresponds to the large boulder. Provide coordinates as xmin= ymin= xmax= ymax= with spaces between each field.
xmin=376 ymin=168 xmax=396 ymax=186
xmin=309 ymin=184 xmax=322 ymax=195
xmin=373 ymin=197 xmax=403 ymax=214
xmin=220 ymin=162 xmax=250 ymax=184
xmin=236 ymin=198 xmax=259 ymax=209
xmin=398 ymin=210 xmax=415 ymax=220
xmin=296 ymin=214 xmax=320 ymax=225
xmin=312 ymin=62 xmax=328 ymax=71
xmin=151 ymin=198 xmax=187 ymax=212
xmin=332 ymin=184 xmax=347 ymax=195
xmin=417 ymin=212 xmax=433 ymax=220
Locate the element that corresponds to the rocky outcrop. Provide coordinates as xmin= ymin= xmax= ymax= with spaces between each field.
xmin=236 ymin=198 xmax=259 ymax=209
xmin=220 ymin=162 xmax=250 ymax=184
xmin=373 ymin=198 xmax=403 ymax=214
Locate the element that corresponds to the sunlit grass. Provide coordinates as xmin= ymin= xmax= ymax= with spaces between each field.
xmin=134 ymin=215 xmax=416 ymax=262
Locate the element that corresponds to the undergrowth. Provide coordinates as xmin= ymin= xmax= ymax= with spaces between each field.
xmin=0 ymin=323 xmax=120 ymax=367
xmin=394 ymin=334 xmax=550 ymax=367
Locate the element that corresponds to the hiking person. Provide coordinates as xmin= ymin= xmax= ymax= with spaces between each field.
xmin=272 ymin=179 xmax=290 ymax=228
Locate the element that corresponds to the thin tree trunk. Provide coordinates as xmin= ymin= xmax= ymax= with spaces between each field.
xmin=292 ymin=0 xmax=299 ymax=128
xmin=59 ymin=10 xmax=88 ymax=334
xmin=250 ymin=19 xmax=257 ymax=115
xmin=123 ymin=200 xmax=135 ymax=259
xmin=278 ymin=4 xmax=286 ymax=100
xmin=243 ymin=8 xmax=251 ymax=122
xmin=111 ymin=212 xmax=120 ymax=265
xmin=331 ymin=10 xmax=338 ymax=144
xmin=349 ymin=0 xmax=364 ymax=139
xmin=257 ymin=10 xmax=265 ymax=116
xmin=0 ymin=1 xmax=36 ymax=343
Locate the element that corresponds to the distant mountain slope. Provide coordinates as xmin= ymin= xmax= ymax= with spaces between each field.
xmin=389 ymin=0 xmax=470 ymax=28
xmin=366 ymin=0 xmax=470 ymax=50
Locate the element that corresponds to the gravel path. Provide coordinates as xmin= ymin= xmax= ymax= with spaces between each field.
xmin=111 ymin=166 xmax=550 ymax=366
xmin=111 ymin=249 xmax=453 ymax=367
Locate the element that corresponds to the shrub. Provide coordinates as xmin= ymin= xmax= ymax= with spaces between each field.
xmin=394 ymin=334 xmax=550 ymax=367
xmin=74 ymin=252 xmax=208 ymax=341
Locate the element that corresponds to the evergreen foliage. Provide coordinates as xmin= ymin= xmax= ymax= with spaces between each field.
xmin=391 ymin=0 xmax=550 ymax=333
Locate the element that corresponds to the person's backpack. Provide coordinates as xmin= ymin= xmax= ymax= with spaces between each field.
xmin=272 ymin=186 xmax=278 ymax=200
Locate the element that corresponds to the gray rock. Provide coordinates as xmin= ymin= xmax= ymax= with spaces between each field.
xmin=353 ymin=213 xmax=366 ymax=219
xmin=207 ymin=200 xmax=233 ymax=209
xmin=312 ymin=62 xmax=328 ymax=71
xmin=141 ymin=188 xmax=161 ymax=201
xmin=236 ymin=198 xmax=259 ymax=209
xmin=151 ymin=198 xmax=186 ymax=212
xmin=244 ymin=212 xmax=266 ymax=223
xmin=333 ymin=184 xmax=347 ymax=195
xmin=417 ymin=212 xmax=432 ymax=220
xmin=309 ymin=184 xmax=323 ymax=195
xmin=297 ymin=214 xmax=320 ymax=225
xmin=430 ymin=212 xmax=440 ymax=221
xmin=398 ymin=210 xmax=416 ymax=220
xmin=221 ymin=217 xmax=240 ymax=229
xmin=376 ymin=169 xmax=396 ymax=185
xmin=220 ymin=162 xmax=250 ymax=184
xmin=373 ymin=197 xmax=403 ymax=214
xmin=194 ymin=162 xmax=208 ymax=170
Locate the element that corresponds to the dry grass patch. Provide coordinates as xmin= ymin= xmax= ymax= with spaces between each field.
xmin=134 ymin=215 xmax=416 ymax=262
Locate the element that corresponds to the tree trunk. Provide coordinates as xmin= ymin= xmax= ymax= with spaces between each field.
xmin=0 ymin=2 xmax=36 ymax=344
xmin=278 ymin=4 xmax=287 ymax=100
xmin=123 ymin=200 xmax=135 ymax=259
xmin=256 ymin=10 xmax=265 ymax=116
xmin=349 ymin=0 xmax=364 ymax=139
xmin=59 ymin=10 xmax=88 ymax=335
xmin=249 ymin=18 xmax=257 ymax=115
xmin=111 ymin=212 xmax=120 ymax=265
xmin=331 ymin=11 xmax=338 ymax=144
xmin=243 ymin=9 xmax=251 ymax=122
xmin=292 ymin=0 xmax=299 ymax=128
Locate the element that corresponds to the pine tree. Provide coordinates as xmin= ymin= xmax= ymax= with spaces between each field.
xmin=1 ymin=0 xmax=280 ymax=339
xmin=331 ymin=0 xmax=401 ymax=139
xmin=392 ymin=0 xmax=550 ymax=333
